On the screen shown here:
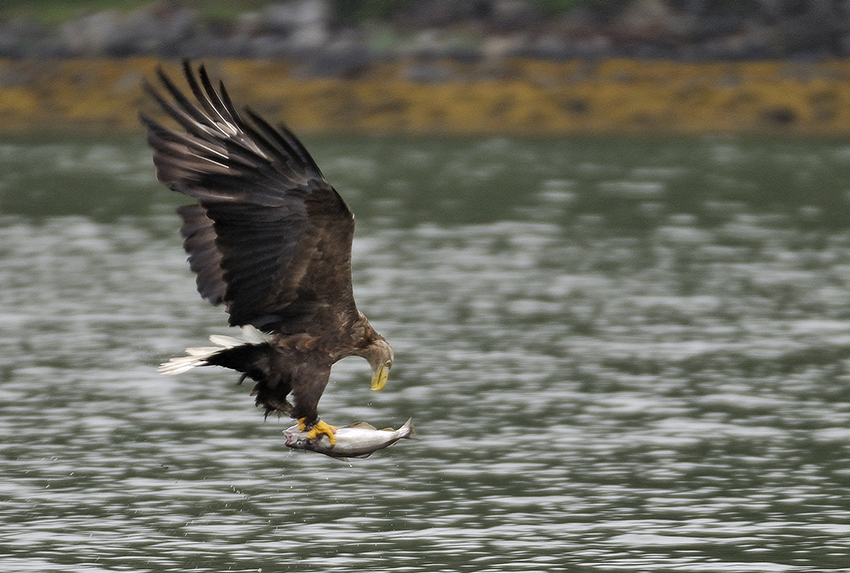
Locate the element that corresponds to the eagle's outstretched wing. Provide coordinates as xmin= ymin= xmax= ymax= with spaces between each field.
xmin=140 ymin=61 xmax=357 ymax=333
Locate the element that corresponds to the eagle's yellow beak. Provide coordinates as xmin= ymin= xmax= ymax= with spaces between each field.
xmin=371 ymin=364 xmax=390 ymax=391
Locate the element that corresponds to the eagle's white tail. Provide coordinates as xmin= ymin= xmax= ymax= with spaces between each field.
xmin=158 ymin=325 xmax=269 ymax=375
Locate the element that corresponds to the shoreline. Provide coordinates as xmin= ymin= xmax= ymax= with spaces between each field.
xmin=2 ymin=57 xmax=850 ymax=135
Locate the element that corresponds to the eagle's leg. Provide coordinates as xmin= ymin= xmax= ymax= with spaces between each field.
xmin=298 ymin=417 xmax=338 ymax=445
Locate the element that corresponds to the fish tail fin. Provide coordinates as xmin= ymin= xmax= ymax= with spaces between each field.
xmin=400 ymin=417 xmax=416 ymax=439
xmin=158 ymin=325 xmax=269 ymax=375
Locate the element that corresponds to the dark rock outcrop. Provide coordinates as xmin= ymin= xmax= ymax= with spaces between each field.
xmin=2 ymin=0 xmax=850 ymax=63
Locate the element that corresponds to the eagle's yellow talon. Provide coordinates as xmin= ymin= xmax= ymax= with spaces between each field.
xmin=300 ymin=418 xmax=338 ymax=445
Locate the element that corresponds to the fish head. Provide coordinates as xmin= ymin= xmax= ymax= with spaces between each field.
xmin=283 ymin=426 xmax=310 ymax=449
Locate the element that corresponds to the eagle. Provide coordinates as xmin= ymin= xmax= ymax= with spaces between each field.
xmin=140 ymin=61 xmax=393 ymax=445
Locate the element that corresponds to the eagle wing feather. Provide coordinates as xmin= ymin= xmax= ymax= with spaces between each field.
xmin=141 ymin=61 xmax=357 ymax=334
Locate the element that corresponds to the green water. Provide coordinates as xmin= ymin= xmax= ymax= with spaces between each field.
xmin=2 ymin=133 xmax=850 ymax=571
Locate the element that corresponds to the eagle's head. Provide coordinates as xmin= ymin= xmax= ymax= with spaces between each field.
xmin=361 ymin=336 xmax=393 ymax=391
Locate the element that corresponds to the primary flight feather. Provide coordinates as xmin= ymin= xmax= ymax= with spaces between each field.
xmin=141 ymin=61 xmax=393 ymax=444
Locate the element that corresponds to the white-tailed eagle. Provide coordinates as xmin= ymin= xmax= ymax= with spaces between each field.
xmin=140 ymin=61 xmax=393 ymax=444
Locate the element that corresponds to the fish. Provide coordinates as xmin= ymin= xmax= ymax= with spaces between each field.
xmin=284 ymin=418 xmax=415 ymax=459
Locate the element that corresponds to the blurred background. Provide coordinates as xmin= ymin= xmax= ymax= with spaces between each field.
xmin=3 ymin=0 xmax=850 ymax=60
xmin=3 ymin=2 xmax=850 ymax=572
xmin=3 ymin=0 xmax=850 ymax=132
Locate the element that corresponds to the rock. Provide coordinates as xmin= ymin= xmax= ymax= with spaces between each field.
xmin=175 ymin=28 xmax=236 ymax=59
xmin=220 ymin=0 xmax=333 ymax=58
xmin=776 ymin=0 xmax=841 ymax=58
xmin=57 ymin=6 xmax=197 ymax=57
xmin=515 ymin=33 xmax=573 ymax=60
xmin=0 ymin=17 xmax=48 ymax=58
xmin=699 ymin=24 xmax=781 ymax=60
xmin=487 ymin=0 xmax=543 ymax=32
xmin=395 ymin=0 xmax=486 ymax=29
xmin=126 ymin=5 xmax=197 ymax=56
xmin=612 ymin=0 xmax=689 ymax=43
xmin=396 ymin=29 xmax=480 ymax=60
xmin=3 ymin=0 xmax=850 ymax=62
xmin=262 ymin=0 xmax=330 ymax=50
xmin=301 ymin=44 xmax=375 ymax=78
xmin=59 ymin=10 xmax=124 ymax=56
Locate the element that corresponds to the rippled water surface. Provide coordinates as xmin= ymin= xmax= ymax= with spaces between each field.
xmin=2 ymin=133 xmax=850 ymax=571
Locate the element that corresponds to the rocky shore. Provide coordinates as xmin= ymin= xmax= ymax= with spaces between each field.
xmin=2 ymin=1 xmax=850 ymax=135
xmin=1 ymin=0 xmax=848 ymax=64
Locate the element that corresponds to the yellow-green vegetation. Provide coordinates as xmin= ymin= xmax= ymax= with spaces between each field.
xmin=3 ymin=57 xmax=850 ymax=135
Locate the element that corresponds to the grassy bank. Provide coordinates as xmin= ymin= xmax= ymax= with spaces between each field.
xmin=2 ymin=57 xmax=850 ymax=135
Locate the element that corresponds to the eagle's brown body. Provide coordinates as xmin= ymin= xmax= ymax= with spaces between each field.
xmin=141 ymin=62 xmax=393 ymax=434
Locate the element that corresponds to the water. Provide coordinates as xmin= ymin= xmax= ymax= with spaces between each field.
xmin=2 ymin=133 xmax=850 ymax=571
